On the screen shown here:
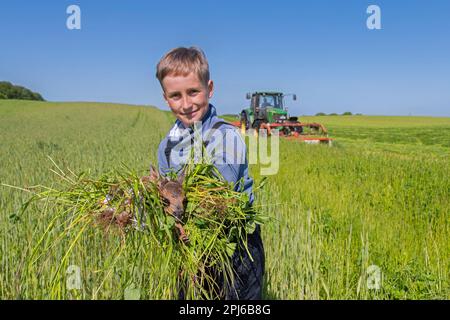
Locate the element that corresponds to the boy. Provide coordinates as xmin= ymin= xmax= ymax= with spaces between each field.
xmin=155 ymin=47 xmax=265 ymax=300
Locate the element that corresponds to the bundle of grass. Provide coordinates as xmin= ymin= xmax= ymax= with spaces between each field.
xmin=16 ymin=159 xmax=267 ymax=299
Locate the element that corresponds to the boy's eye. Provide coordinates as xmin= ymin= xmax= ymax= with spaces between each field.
xmin=188 ymin=90 xmax=199 ymax=96
xmin=169 ymin=93 xmax=181 ymax=99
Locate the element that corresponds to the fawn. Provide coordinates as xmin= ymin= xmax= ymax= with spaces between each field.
xmin=141 ymin=165 xmax=189 ymax=244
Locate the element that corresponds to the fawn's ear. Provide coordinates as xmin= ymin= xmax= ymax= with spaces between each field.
xmin=158 ymin=177 xmax=170 ymax=191
xmin=177 ymin=166 xmax=186 ymax=185
xmin=149 ymin=164 xmax=160 ymax=182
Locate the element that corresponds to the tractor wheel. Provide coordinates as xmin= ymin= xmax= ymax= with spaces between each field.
xmin=252 ymin=120 xmax=263 ymax=130
xmin=293 ymin=126 xmax=303 ymax=134
xmin=241 ymin=112 xmax=250 ymax=130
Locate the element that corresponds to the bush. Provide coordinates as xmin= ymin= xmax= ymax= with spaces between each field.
xmin=315 ymin=112 xmax=326 ymax=116
xmin=0 ymin=81 xmax=45 ymax=101
xmin=342 ymin=112 xmax=353 ymax=116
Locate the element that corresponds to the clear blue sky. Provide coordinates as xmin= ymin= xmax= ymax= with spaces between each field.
xmin=1 ymin=0 xmax=449 ymax=116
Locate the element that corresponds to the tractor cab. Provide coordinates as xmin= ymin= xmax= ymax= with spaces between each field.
xmin=251 ymin=92 xmax=284 ymax=109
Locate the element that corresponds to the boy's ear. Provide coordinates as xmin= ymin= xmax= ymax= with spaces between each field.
xmin=207 ymin=80 xmax=214 ymax=99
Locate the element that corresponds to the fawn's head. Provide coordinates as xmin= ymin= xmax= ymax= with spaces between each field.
xmin=144 ymin=165 xmax=186 ymax=220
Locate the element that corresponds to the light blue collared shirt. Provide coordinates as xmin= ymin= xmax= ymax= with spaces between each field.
xmin=157 ymin=104 xmax=254 ymax=204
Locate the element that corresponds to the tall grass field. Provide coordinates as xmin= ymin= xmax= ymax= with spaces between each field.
xmin=0 ymin=100 xmax=448 ymax=299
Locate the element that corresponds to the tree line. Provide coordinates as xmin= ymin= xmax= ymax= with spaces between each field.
xmin=0 ymin=81 xmax=45 ymax=101
xmin=315 ymin=112 xmax=362 ymax=116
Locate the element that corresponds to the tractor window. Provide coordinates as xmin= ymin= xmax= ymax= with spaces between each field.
xmin=273 ymin=96 xmax=283 ymax=109
xmin=259 ymin=95 xmax=283 ymax=109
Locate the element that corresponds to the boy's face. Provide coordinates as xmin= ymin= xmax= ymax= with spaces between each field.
xmin=162 ymin=72 xmax=213 ymax=127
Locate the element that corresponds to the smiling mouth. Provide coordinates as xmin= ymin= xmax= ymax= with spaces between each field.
xmin=182 ymin=109 xmax=199 ymax=116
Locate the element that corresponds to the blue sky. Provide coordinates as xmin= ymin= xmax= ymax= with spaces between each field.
xmin=1 ymin=0 xmax=449 ymax=116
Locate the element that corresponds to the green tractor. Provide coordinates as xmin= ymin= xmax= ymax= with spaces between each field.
xmin=241 ymin=91 xmax=297 ymax=130
xmin=238 ymin=91 xmax=332 ymax=144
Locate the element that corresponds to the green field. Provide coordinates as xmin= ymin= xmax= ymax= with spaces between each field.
xmin=1 ymin=100 xmax=449 ymax=299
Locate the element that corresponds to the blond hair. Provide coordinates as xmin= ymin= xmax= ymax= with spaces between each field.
xmin=156 ymin=47 xmax=210 ymax=88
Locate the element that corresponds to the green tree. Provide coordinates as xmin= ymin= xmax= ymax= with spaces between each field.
xmin=0 ymin=81 xmax=44 ymax=101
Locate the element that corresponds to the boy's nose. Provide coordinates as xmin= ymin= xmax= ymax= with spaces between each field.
xmin=180 ymin=95 xmax=193 ymax=110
